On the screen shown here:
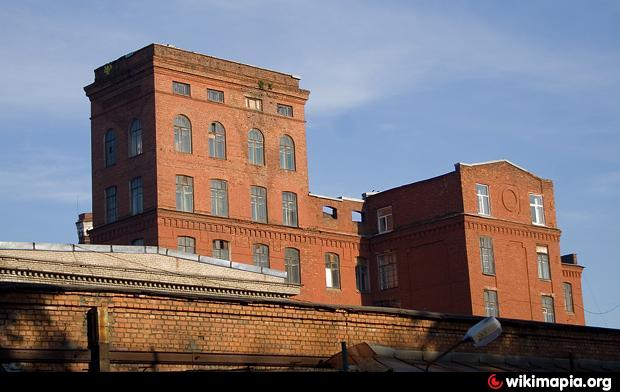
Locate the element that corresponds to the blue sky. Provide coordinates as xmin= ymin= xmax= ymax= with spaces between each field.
xmin=0 ymin=0 xmax=618 ymax=328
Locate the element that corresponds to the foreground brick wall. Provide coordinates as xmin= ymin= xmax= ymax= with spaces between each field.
xmin=0 ymin=289 xmax=617 ymax=371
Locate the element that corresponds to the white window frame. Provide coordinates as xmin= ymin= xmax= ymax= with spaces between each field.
xmin=530 ymin=194 xmax=545 ymax=226
xmin=245 ymin=97 xmax=262 ymax=111
xmin=325 ymin=253 xmax=341 ymax=289
xmin=476 ymin=184 xmax=491 ymax=216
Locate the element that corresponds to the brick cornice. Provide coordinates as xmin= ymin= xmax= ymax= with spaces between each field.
xmin=157 ymin=208 xmax=362 ymax=250
xmin=463 ymin=214 xmax=561 ymax=242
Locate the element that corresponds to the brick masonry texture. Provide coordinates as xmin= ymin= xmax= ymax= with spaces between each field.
xmin=83 ymin=44 xmax=584 ymax=325
xmin=0 ymin=289 xmax=617 ymax=372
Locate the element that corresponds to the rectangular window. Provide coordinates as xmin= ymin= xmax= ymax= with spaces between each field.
xmin=130 ymin=176 xmax=143 ymax=215
xmin=542 ymin=295 xmax=555 ymax=323
xmin=173 ymin=81 xmax=191 ymax=96
xmin=355 ymin=257 xmax=370 ymax=293
xmin=285 ymin=248 xmax=301 ymax=285
xmin=377 ymin=206 xmax=393 ymax=233
xmin=479 ymin=236 xmax=496 ymax=275
xmin=207 ymin=89 xmax=224 ymax=103
xmin=282 ymin=192 xmax=298 ymax=227
xmin=213 ymin=240 xmax=230 ymax=260
xmin=537 ymin=245 xmax=551 ymax=280
xmin=245 ymin=97 xmax=262 ymax=111
xmin=530 ymin=194 xmax=545 ymax=225
xmin=251 ymin=186 xmax=267 ymax=223
xmin=175 ymin=175 xmax=194 ymax=212
xmin=378 ymin=253 xmax=398 ymax=290
xmin=325 ymin=253 xmax=340 ymax=289
xmin=129 ymin=119 xmax=142 ymax=157
xmin=105 ymin=186 xmax=117 ymax=224
xmin=484 ymin=290 xmax=499 ymax=317
xmin=277 ymin=104 xmax=293 ymax=117
xmin=131 ymin=238 xmax=144 ymax=246
xmin=476 ymin=184 xmax=491 ymax=216
xmin=563 ymin=283 xmax=574 ymax=313
xmin=105 ymin=130 xmax=117 ymax=167
xmin=210 ymin=179 xmax=228 ymax=217
xmin=177 ymin=236 xmax=195 ymax=254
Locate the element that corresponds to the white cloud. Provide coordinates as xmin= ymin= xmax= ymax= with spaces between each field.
xmin=281 ymin=4 xmax=620 ymax=115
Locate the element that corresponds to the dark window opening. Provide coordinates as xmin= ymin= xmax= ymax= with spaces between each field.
xmin=322 ymin=206 xmax=337 ymax=219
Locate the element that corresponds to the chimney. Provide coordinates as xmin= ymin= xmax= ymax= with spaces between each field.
xmin=76 ymin=213 xmax=93 ymax=244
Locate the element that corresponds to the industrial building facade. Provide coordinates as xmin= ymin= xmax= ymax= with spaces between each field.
xmin=82 ymin=44 xmax=584 ymax=325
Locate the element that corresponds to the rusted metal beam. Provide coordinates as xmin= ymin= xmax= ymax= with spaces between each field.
xmin=0 ymin=349 xmax=90 ymax=363
xmin=109 ymin=351 xmax=326 ymax=367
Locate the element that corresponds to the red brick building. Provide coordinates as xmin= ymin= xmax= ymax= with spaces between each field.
xmin=83 ymin=44 xmax=584 ymax=325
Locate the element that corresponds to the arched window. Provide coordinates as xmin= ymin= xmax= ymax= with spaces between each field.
xmin=279 ymin=135 xmax=295 ymax=171
xmin=253 ymin=243 xmax=270 ymax=268
xmin=104 ymin=129 xmax=117 ymax=167
xmin=209 ymin=122 xmax=226 ymax=159
xmin=177 ymin=236 xmax=195 ymax=254
xmin=128 ymin=119 xmax=142 ymax=157
xmin=248 ymin=129 xmax=264 ymax=165
xmin=285 ymin=248 xmax=301 ymax=284
xmin=174 ymin=115 xmax=192 ymax=153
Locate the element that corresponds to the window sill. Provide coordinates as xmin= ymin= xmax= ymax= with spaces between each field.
xmin=377 ymin=229 xmax=393 ymax=235
xmin=482 ymin=272 xmax=496 ymax=277
xmin=532 ymin=222 xmax=546 ymax=227
xmin=477 ymin=213 xmax=492 ymax=217
xmin=326 ymin=287 xmax=341 ymax=292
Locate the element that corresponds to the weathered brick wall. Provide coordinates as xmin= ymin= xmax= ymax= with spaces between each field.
xmin=0 ymin=289 xmax=617 ymax=371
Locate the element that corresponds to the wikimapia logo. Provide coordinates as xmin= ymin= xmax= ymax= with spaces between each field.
xmin=487 ymin=374 xmax=612 ymax=391
xmin=488 ymin=374 xmax=504 ymax=390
